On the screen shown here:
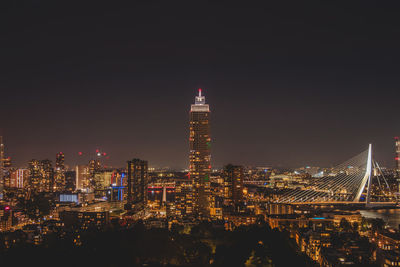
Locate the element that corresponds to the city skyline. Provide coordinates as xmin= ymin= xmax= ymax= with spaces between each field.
xmin=0 ymin=87 xmax=398 ymax=170
xmin=2 ymin=2 xmax=400 ymax=169
xmin=2 ymin=3 xmax=400 ymax=266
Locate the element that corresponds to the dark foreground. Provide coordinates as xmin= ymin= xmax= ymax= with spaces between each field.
xmin=0 ymin=221 xmax=314 ymax=267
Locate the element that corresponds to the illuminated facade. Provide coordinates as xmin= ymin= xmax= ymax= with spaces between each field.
xmin=28 ymin=159 xmax=54 ymax=192
xmin=0 ymin=205 xmax=12 ymax=232
xmin=75 ymin=165 xmax=90 ymax=191
xmin=54 ymin=152 xmax=66 ymax=191
xmin=94 ymin=171 xmax=113 ymax=191
xmin=2 ymin=157 xmax=11 ymax=168
xmin=127 ymin=159 xmax=148 ymax=208
xmin=111 ymin=170 xmax=127 ymax=201
xmin=88 ymin=159 xmax=101 ymax=188
xmin=174 ymin=180 xmax=194 ymax=217
xmin=9 ymin=169 xmax=28 ymax=188
xmin=189 ymin=89 xmax=211 ymax=217
xmin=223 ymin=164 xmax=244 ymax=206
xmin=395 ymin=137 xmax=400 ymax=175
xmin=60 ymin=210 xmax=110 ymax=231
xmin=0 ymin=137 xmax=5 ymax=191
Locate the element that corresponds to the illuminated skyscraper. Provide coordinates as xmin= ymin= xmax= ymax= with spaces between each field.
xmin=94 ymin=171 xmax=113 ymax=191
xmin=395 ymin=137 xmax=400 ymax=175
xmin=189 ymin=89 xmax=211 ymax=217
xmin=56 ymin=152 xmax=65 ymax=170
xmin=223 ymin=164 xmax=244 ymax=206
xmin=127 ymin=159 xmax=148 ymax=209
xmin=28 ymin=159 xmax=54 ymax=192
xmin=88 ymin=159 xmax=101 ymax=189
xmin=41 ymin=159 xmax=54 ymax=192
xmin=0 ymin=136 xmax=4 ymax=191
xmin=16 ymin=169 xmax=28 ymax=189
xmin=75 ymin=165 xmax=90 ymax=191
xmin=54 ymin=152 xmax=66 ymax=191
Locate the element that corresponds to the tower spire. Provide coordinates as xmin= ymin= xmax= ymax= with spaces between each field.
xmin=193 ymin=88 xmax=206 ymax=107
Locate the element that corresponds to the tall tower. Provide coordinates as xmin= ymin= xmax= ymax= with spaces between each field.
xmin=54 ymin=152 xmax=66 ymax=191
xmin=0 ymin=136 xmax=4 ymax=192
xmin=189 ymin=89 xmax=211 ymax=217
xmin=395 ymin=137 xmax=400 ymax=193
xmin=126 ymin=158 xmax=148 ymax=210
xmin=395 ymin=137 xmax=400 ymax=175
xmin=75 ymin=165 xmax=90 ymax=191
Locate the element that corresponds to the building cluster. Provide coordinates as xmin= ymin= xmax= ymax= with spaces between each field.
xmin=0 ymin=90 xmax=256 ymax=233
xmin=265 ymin=202 xmax=400 ymax=266
xmin=2 ymin=91 xmax=400 ymax=267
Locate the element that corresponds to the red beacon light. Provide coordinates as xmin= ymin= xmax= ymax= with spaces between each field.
xmin=4 ymin=206 xmax=10 ymax=211
xmin=78 ymin=152 xmax=83 ymax=156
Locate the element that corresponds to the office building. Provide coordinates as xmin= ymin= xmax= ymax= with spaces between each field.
xmin=54 ymin=152 xmax=65 ymax=191
xmin=93 ymin=170 xmax=113 ymax=196
xmin=65 ymin=170 xmax=76 ymax=191
xmin=75 ymin=165 xmax=90 ymax=191
xmin=396 ymin=137 xmax=400 ymax=175
xmin=0 ymin=137 xmax=5 ymax=191
xmin=89 ymin=159 xmax=101 ymax=177
xmin=28 ymin=159 xmax=54 ymax=192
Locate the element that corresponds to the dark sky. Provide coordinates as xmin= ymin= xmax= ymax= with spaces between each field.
xmin=1 ymin=1 xmax=400 ymax=169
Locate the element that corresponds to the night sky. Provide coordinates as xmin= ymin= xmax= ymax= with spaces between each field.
xmin=1 ymin=1 xmax=400 ymax=169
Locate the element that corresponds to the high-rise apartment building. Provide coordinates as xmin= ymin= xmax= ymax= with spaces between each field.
xmin=94 ymin=171 xmax=113 ymax=191
xmin=65 ymin=170 xmax=76 ymax=191
xmin=56 ymin=152 xmax=65 ymax=169
xmin=54 ymin=152 xmax=66 ymax=191
xmin=28 ymin=159 xmax=54 ymax=192
xmin=0 ymin=136 xmax=5 ymax=191
xmin=88 ymin=159 xmax=101 ymax=189
xmin=28 ymin=160 xmax=40 ymax=191
xmin=75 ymin=165 xmax=90 ymax=191
xmin=127 ymin=159 xmax=148 ymax=209
xmin=189 ymin=89 xmax=211 ymax=217
xmin=395 ymin=137 xmax=400 ymax=175
xmin=41 ymin=159 xmax=54 ymax=192
xmin=174 ymin=180 xmax=194 ymax=218
xmin=16 ymin=169 xmax=28 ymax=189
xmin=223 ymin=164 xmax=244 ymax=206
xmin=89 ymin=159 xmax=101 ymax=176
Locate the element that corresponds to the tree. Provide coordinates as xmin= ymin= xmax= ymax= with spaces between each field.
xmin=339 ymin=218 xmax=352 ymax=232
xmin=370 ymin=218 xmax=385 ymax=232
xmin=352 ymin=222 xmax=359 ymax=232
xmin=245 ymin=244 xmax=274 ymax=267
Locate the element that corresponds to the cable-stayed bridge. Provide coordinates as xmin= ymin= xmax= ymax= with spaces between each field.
xmin=276 ymin=144 xmax=393 ymax=204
